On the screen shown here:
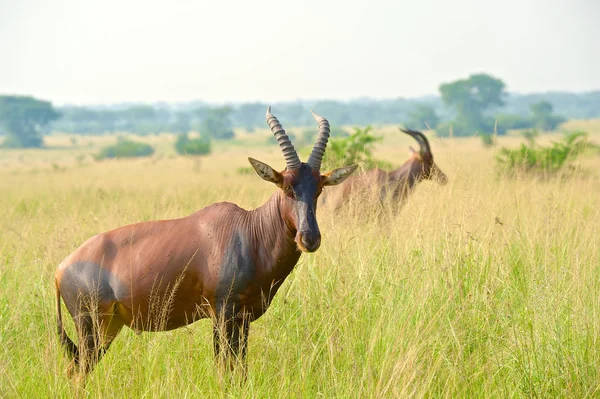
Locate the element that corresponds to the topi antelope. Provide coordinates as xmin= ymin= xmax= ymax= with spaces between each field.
xmin=55 ymin=107 xmax=357 ymax=380
xmin=324 ymin=128 xmax=447 ymax=209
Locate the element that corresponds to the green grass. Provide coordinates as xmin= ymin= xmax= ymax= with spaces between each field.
xmin=1 ymin=125 xmax=600 ymax=397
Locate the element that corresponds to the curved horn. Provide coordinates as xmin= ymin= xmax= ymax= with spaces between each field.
xmin=306 ymin=110 xmax=331 ymax=171
xmin=266 ymin=106 xmax=301 ymax=170
xmin=400 ymin=128 xmax=431 ymax=154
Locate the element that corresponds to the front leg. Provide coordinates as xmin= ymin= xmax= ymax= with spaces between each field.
xmin=213 ymin=310 xmax=250 ymax=373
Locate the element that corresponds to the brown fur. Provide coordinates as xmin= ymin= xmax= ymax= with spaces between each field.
xmin=56 ymin=149 xmax=357 ymax=381
xmin=323 ymin=129 xmax=447 ymax=209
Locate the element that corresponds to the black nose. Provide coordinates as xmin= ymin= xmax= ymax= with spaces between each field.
xmin=301 ymin=232 xmax=321 ymax=252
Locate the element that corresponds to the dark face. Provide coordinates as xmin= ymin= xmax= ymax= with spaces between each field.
xmin=419 ymin=154 xmax=448 ymax=185
xmin=280 ymin=164 xmax=323 ymax=252
xmin=248 ymin=157 xmax=357 ymax=253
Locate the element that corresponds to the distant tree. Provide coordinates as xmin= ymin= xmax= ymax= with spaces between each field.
xmin=172 ymin=111 xmax=192 ymax=134
xmin=234 ymin=102 xmax=267 ymax=130
xmin=493 ymin=114 xmax=533 ymax=134
xmin=439 ymin=73 xmax=506 ymax=136
xmin=407 ymin=104 xmax=440 ymax=130
xmin=200 ymin=107 xmax=234 ymax=140
xmin=480 ymin=133 xmax=496 ymax=148
xmin=530 ymin=101 xmax=565 ymax=131
xmin=174 ymin=133 xmax=211 ymax=155
xmin=0 ymin=95 xmax=60 ymax=147
xmin=123 ymin=105 xmax=157 ymax=121
xmin=95 ymin=137 xmax=154 ymax=160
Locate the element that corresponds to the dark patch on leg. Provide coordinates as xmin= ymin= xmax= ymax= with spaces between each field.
xmin=215 ymin=231 xmax=256 ymax=315
xmin=73 ymin=314 xmax=107 ymax=377
xmin=59 ymin=262 xmax=126 ymax=379
xmin=214 ymin=232 xmax=255 ymax=369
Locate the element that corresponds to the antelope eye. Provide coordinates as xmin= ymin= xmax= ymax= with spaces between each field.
xmin=283 ymin=185 xmax=294 ymax=197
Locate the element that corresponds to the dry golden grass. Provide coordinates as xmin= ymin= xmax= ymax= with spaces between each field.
xmin=1 ymin=122 xmax=599 ymax=397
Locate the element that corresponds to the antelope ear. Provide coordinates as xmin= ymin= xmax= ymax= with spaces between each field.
xmin=248 ymin=158 xmax=283 ymax=186
xmin=321 ymin=164 xmax=358 ymax=186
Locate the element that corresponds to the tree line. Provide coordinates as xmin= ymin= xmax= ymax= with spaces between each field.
xmin=1 ymin=73 xmax=600 ymax=148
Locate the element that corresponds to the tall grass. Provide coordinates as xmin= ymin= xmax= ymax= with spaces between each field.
xmin=0 ymin=128 xmax=599 ymax=397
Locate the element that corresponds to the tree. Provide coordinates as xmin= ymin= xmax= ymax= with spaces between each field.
xmin=407 ymin=104 xmax=440 ymax=130
xmin=0 ymin=95 xmax=60 ymax=147
xmin=530 ymin=101 xmax=565 ymax=131
xmin=493 ymin=114 xmax=533 ymax=134
xmin=172 ymin=111 xmax=192 ymax=134
xmin=322 ymin=126 xmax=390 ymax=171
xmin=234 ymin=102 xmax=268 ymax=131
xmin=200 ymin=107 xmax=234 ymax=140
xmin=439 ymin=73 xmax=506 ymax=136
xmin=174 ymin=133 xmax=211 ymax=155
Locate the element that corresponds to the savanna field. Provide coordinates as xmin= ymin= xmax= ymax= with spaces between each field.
xmin=1 ymin=121 xmax=600 ymax=398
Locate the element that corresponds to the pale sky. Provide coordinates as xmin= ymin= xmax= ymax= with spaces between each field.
xmin=1 ymin=0 xmax=598 ymax=105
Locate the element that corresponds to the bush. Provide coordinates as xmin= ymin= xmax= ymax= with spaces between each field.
xmin=236 ymin=166 xmax=254 ymax=175
xmin=481 ymin=133 xmax=496 ymax=148
xmin=322 ymin=126 xmax=390 ymax=171
xmin=520 ymin=129 xmax=539 ymax=145
xmin=175 ymin=134 xmax=211 ymax=156
xmin=95 ymin=138 xmax=154 ymax=160
xmin=495 ymin=131 xmax=596 ymax=177
xmin=493 ymin=114 xmax=533 ymax=133
xmin=436 ymin=117 xmax=496 ymax=137
xmin=200 ymin=107 xmax=235 ymax=140
xmin=407 ymin=104 xmax=440 ymax=130
xmin=530 ymin=101 xmax=566 ymax=131
xmin=1 ymin=135 xmax=35 ymax=149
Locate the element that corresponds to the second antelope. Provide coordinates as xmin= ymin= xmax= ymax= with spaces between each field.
xmin=325 ymin=128 xmax=447 ymax=209
xmin=54 ymin=107 xmax=357 ymax=381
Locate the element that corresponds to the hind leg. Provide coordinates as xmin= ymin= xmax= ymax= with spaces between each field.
xmin=69 ymin=305 xmax=124 ymax=381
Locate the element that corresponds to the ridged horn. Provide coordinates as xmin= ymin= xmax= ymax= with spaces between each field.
xmin=266 ymin=106 xmax=301 ymax=170
xmin=400 ymin=128 xmax=431 ymax=154
xmin=306 ymin=110 xmax=331 ymax=171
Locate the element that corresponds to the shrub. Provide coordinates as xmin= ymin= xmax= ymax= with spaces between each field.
xmin=481 ymin=133 xmax=496 ymax=148
xmin=1 ymin=135 xmax=30 ymax=149
xmin=200 ymin=107 xmax=235 ymax=140
xmin=95 ymin=138 xmax=154 ymax=160
xmin=530 ymin=101 xmax=566 ymax=131
xmin=495 ymin=131 xmax=596 ymax=177
xmin=236 ymin=166 xmax=254 ymax=175
xmin=493 ymin=114 xmax=533 ymax=133
xmin=436 ymin=117 xmax=496 ymax=137
xmin=322 ymin=126 xmax=390 ymax=171
xmin=175 ymin=134 xmax=211 ymax=156
xmin=520 ymin=129 xmax=539 ymax=145
xmin=407 ymin=104 xmax=440 ymax=130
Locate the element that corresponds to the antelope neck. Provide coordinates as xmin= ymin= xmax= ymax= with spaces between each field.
xmin=246 ymin=191 xmax=301 ymax=274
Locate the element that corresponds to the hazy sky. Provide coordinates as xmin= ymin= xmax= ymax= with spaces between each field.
xmin=1 ymin=0 xmax=598 ymax=105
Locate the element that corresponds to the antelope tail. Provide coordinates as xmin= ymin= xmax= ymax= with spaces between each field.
xmin=55 ymin=279 xmax=79 ymax=361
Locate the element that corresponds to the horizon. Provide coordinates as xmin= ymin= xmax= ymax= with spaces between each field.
xmin=6 ymin=89 xmax=598 ymax=109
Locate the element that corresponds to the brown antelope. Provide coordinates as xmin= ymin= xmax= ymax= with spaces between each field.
xmin=323 ymin=128 xmax=447 ymax=209
xmin=55 ymin=107 xmax=357 ymax=380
